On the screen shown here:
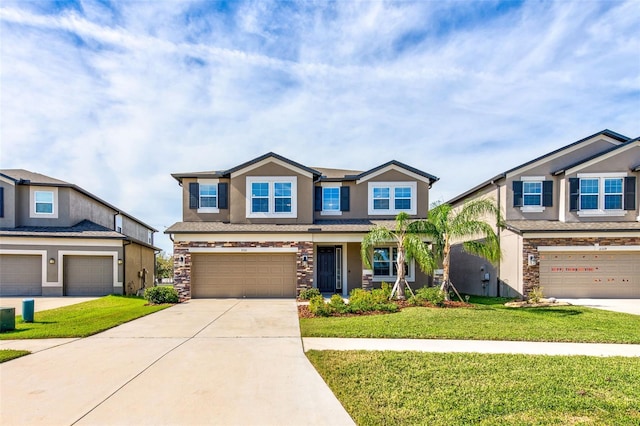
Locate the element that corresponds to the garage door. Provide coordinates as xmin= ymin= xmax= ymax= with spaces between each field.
xmin=539 ymin=252 xmax=640 ymax=298
xmin=0 ymin=254 xmax=42 ymax=296
xmin=64 ymin=256 xmax=114 ymax=296
xmin=191 ymin=253 xmax=297 ymax=298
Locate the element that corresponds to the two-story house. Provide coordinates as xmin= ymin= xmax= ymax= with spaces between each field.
xmin=166 ymin=152 xmax=438 ymax=299
xmin=0 ymin=170 xmax=159 ymax=297
xmin=447 ymin=130 xmax=640 ymax=299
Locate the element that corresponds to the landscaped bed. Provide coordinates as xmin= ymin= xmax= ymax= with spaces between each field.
xmin=299 ymin=296 xmax=640 ymax=344
xmin=0 ymin=295 xmax=171 ymax=340
xmin=307 ymin=350 xmax=640 ymax=426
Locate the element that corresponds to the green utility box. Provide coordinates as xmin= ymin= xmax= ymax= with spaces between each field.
xmin=22 ymin=299 xmax=34 ymax=323
xmin=0 ymin=307 xmax=16 ymax=332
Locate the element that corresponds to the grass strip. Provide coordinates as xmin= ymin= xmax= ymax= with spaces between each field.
xmin=307 ymin=350 xmax=640 ymax=426
xmin=300 ymin=297 xmax=640 ymax=343
xmin=0 ymin=295 xmax=169 ymax=339
xmin=0 ymin=349 xmax=30 ymax=363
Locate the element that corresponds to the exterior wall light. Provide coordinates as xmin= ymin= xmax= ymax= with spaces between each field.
xmin=118 ymin=259 xmax=123 ymax=265
xmin=49 ymin=258 xmax=56 ymax=264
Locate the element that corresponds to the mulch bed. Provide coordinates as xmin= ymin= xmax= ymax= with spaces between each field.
xmin=298 ymin=299 xmax=471 ymax=318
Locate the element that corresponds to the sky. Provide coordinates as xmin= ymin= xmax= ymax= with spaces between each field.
xmin=1 ymin=0 xmax=639 ymax=255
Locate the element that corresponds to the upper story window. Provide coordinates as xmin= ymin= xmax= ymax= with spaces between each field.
xmin=189 ymin=179 xmax=227 ymax=213
xmin=115 ymin=214 xmax=123 ymax=233
xmin=35 ymin=191 xmax=54 ymax=214
xmin=246 ymin=176 xmax=297 ymax=218
xmin=368 ymin=182 xmax=417 ymax=215
xmin=200 ymin=184 xmax=218 ymax=208
xmin=570 ymin=173 xmax=635 ymax=216
xmin=372 ymin=247 xmax=414 ymax=282
xmin=512 ymin=178 xmax=553 ymax=212
xmin=323 ymin=187 xmax=340 ymax=212
xmin=314 ymin=185 xmax=350 ymax=215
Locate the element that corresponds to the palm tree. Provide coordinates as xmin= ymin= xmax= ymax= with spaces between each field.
xmin=414 ymin=199 xmax=504 ymax=300
xmin=361 ymin=212 xmax=436 ymax=300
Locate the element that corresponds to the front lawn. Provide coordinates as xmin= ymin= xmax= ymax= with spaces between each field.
xmin=300 ymin=297 xmax=640 ymax=343
xmin=0 ymin=349 xmax=30 ymax=363
xmin=0 ymin=295 xmax=170 ymax=339
xmin=308 ymin=350 xmax=640 ymax=426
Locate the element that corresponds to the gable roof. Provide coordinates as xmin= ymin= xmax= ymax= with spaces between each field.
xmin=225 ymin=152 xmax=322 ymax=177
xmin=0 ymin=169 xmax=157 ymax=232
xmin=552 ymin=137 xmax=640 ymax=176
xmin=447 ymin=129 xmax=632 ymax=204
xmin=354 ymin=160 xmax=439 ymax=185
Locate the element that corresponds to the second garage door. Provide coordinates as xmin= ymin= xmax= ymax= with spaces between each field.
xmin=539 ymin=251 xmax=640 ymax=298
xmin=64 ymin=256 xmax=114 ymax=296
xmin=191 ymin=253 xmax=297 ymax=298
xmin=0 ymin=254 xmax=42 ymax=296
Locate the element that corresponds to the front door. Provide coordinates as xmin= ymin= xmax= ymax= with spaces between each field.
xmin=317 ymin=247 xmax=336 ymax=293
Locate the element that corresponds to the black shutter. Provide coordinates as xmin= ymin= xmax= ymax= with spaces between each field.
xmin=314 ymin=186 xmax=322 ymax=211
xmin=218 ymin=183 xmax=228 ymax=209
xmin=542 ymin=181 xmax=553 ymax=207
xmin=569 ymin=178 xmax=579 ymax=211
xmin=0 ymin=187 xmax=4 ymax=218
xmin=624 ymin=176 xmax=636 ymax=210
xmin=189 ymin=182 xmax=199 ymax=209
xmin=340 ymin=186 xmax=350 ymax=212
xmin=512 ymin=181 xmax=523 ymax=207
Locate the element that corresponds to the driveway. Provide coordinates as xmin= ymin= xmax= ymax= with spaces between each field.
xmin=559 ymin=299 xmax=640 ymax=316
xmin=0 ymin=299 xmax=354 ymax=426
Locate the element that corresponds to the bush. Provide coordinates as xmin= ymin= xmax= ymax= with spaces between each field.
xmin=528 ymin=286 xmax=545 ymax=303
xmin=413 ymin=286 xmax=446 ymax=307
xmin=328 ymin=294 xmax=350 ymax=314
xmin=308 ymin=295 xmax=334 ymax=317
xmin=298 ymin=287 xmax=321 ymax=300
xmin=144 ymin=286 xmax=179 ymax=304
xmin=349 ymin=288 xmax=398 ymax=313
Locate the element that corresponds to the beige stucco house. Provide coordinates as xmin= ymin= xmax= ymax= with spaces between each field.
xmin=165 ymin=152 xmax=439 ymax=299
xmin=448 ymin=130 xmax=640 ymax=299
xmin=0 ymin=170 xmax=159 ymax=296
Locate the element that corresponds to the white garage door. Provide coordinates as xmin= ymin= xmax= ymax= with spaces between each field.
xmin=539 ymin=251 xmax=640 ymax=298
xmin=0 ymin=254 xmax=42 ymax=296
xmin=64 ymin=256 xmax=114 ymax=296
xmin=191 ymin=253 xmax=297 ymax=298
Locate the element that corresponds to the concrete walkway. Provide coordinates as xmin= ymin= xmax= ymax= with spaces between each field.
xmin=303 ymin=337 xmax=640 ymax=357
xmin=0 ymin=300 xmax=355 ymax=426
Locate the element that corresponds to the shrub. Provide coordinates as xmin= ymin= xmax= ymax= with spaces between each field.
xmin=144 ymin=286 xmax=179 ymax=304
xmin=380 ymin=281 xmax=392 ymax=299
xmin=328 ymin=294 xmax=350 ymax=314
xmin=349 ymin=288 xmax=398 ymax=313
xmin=308 ymin=295 xmax=334 ymax=317
xmin=298 ymin=287 xmax=321 ymax=300
xmin=528 ymin=286 xmax=545 ymax=303
xmin=414 ymin=286 xmax=446 ymax=307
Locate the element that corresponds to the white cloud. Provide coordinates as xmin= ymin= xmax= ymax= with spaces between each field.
xmin=1 ymin=0 xmax=638 ymax=254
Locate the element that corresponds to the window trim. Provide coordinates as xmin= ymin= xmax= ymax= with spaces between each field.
xmin=321 ymin=183 xmax=342 ymax=216
xmin=246 ymin=176 xmax=297 ymax=218
xmin=519 ymin=176 xmax=545 ymax=212
xmin=197 ymin=179 xmax=220 ymax=213
xmin=368 ymin=181 xmax=417 ymax=215
xmin=371 ymin=246 xmax=415 ymax=282
xmin=576 ymin=173 xmax=627 ymax=217
xmin=30 ymin=187 xmax=58 ymax=218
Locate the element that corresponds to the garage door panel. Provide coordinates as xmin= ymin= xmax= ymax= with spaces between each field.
xmin=191 ymin=253 xmax=296 ymax=298
xmin=64 ymin=256 xmax=114 ymax=296
xmin=0 ymin=255 xmax=42 ymax=296
xmin=540 ymin=252 xmax=640 ymax=298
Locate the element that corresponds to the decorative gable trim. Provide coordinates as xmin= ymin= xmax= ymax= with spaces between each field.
xmin=356 ymin=163 xmax=436 ymax=185
xmin=560 ymin=139 xmax=640 ymax=176
xmin=228 ymin=153 xmax=320 ymax=179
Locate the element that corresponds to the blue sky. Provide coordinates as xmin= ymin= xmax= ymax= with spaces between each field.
xmin=1 ymin=0 xmax=639 ymax=254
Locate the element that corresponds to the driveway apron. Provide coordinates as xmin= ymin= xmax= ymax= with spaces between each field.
xmin=0 ymin=299 xmax=354 ymax=426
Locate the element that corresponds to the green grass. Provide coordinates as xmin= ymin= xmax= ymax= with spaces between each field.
xmin=300 ymin=296 xmax=640 ymax=343
xmin=0 ymin=349 xmax=30 ymax=363
xmin=307 ymin=350 xmax=640 ymax=425
xmin=0 ymin=295 xmax=170 ymax=339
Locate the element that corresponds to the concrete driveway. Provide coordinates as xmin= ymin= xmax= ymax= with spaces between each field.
xmin=559 ymin=299 xmax=640 ymax=316
xmin=0 ymin=299 xmax=354 ymax=426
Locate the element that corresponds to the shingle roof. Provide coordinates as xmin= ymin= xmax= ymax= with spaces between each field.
xmin=552 ymin=137 xmax=640 ymax=176
xmin=506 ymin=220 xmax=640 ymax=234
xmin=356 ymin=160 xmax=439 ymax=184
xmin=0 ymin=220 xmax=125 ymax=238
xmin=165 ymin=219 xmax=402 ymax=234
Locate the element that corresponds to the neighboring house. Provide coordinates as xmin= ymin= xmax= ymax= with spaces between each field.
xmin=447 ymin=130 xmax=640 ymax=299
xmin=0 ymin=170 xmax=159 ymax=297
xmin=165 ymin=152 xmax=438 ymax=299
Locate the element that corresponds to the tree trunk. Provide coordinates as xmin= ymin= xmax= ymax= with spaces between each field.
xmin=439 ymin=234 xmax=451 ymax=301
xmin=396 ymin=246 xmax=406 ymax=300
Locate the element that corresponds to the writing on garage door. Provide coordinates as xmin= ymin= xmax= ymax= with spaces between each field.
xmin=539 ymin=251 xmax=640 ymax=298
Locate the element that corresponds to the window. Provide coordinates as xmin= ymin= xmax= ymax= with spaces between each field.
xmin=115 ymin=214 xmax=123 ymax=233
xmin=35 ymin=191 xmax=54 ymax=214
xmin=246 ymin=177 xmax=297 ymax=218
xmin=571 ymin=174 xmax=629 ymax=216
xmin=199 ymin=184 xmax=217 ymax=208
xmin=523 ymin=182 xmax=542 ymax=206
xmin=368 ymin=182 xmax=417 ymax=215
xmin=372 ymin=247 xmax=413 ymax=281
xmin=513 ymin=178 xmax=552 ymax=211
xmin=322 ymin=187 xmax=340 ymax=211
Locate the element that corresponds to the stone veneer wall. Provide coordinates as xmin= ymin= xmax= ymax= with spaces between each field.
xmin=522 ymin=236 xmax=640 ymax=297
xmin=173 ymin=241 xmax=314 ymax=300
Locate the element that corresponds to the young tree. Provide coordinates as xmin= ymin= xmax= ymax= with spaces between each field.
xmin=414 ymin=199 xmax=504 ymax=300
xmin=155 ymin=251 xmax=173 ymax=280
xmin=361 ymin=212 xmax=436 ymax=300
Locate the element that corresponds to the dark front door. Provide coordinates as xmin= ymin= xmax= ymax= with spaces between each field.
xmin=317 ymin=247 xmax=336 ymax=293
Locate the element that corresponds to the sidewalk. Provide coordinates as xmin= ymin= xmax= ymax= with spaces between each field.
xmin=302 ymin=337 xmax=640 ymax=357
